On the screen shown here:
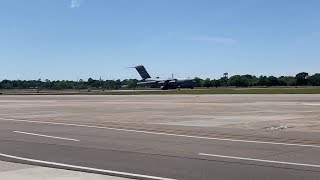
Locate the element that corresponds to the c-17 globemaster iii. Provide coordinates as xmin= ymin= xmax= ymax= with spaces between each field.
xmin=132 ymin=65 xmax=195 ymax=90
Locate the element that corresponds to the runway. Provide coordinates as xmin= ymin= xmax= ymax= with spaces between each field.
xmin=0 ymin=95 xmax=320 ymax=179
xmin=0 ymin=118 xmax=320 ymax=180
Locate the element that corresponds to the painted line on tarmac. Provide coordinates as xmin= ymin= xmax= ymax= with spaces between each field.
xmin=13 ymin=131 xmax=80 ymax=142
xmin=0 ymin=153 xmax=176 ymax=180
xmin=1 ymin=118 xmax=320 ymax=148
xmin=199 ymin=153 xmax=320 ymax=168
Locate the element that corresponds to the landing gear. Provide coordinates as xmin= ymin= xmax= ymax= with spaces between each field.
xmin=161 ymin=86 xmax=169 ymax=90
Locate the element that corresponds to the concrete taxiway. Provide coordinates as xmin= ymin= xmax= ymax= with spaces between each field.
xmin=0 ymin=95 xmax=320 ymax=179
xmin=0 ymin=160 xmax=128 ymax=180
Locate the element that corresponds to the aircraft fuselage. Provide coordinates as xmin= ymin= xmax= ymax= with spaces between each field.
xmin=133 ymin=66 xmax=195 ymax=90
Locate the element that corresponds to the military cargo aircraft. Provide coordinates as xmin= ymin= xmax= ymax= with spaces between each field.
xmin=132 ymin=65 xmax=195 ymax=90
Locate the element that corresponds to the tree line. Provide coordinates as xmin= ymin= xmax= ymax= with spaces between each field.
xmin=196 ymin=72 xmax=320 ymax=88
xmin=0 ymin=78 xmax=138 ymax=90
xmin=0 ymin=72 xmax=319 ymax=90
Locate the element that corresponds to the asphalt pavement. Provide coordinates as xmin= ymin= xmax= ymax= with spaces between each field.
xmin=0 ymin=117 xmax=319 ymax=180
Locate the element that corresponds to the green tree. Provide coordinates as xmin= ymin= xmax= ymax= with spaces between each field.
xmin=228 ymin=75 xmax=249 ymax=87
xmin=257 ymin=76 xmax=268 ymax=86
xmin=202 ymin=78 xmax=213 ymax=88
xmin=242 ymin=75 xmax=257 ymax=86
xmin=193 ymin=77 xmax=203 ymax=87
xmin=102 ymin=80 xmax=115 ymax=89
xmin=115 ymin=79 xmax=122 ymax=89
xmin=218 ymin=77 xmax=228 ymax=87
xmin=278 ymin=76 xmax=296 ymax=86
xmin=212 ymin=79 xmax=223 ymax=88
xmin=309 ymin=73 xmax=320 ymax=86
xmin=127 ymin=79 xmax=138 ymax=89
xmin=295 ymin=72 xmax=309 ymax=86
xmin=88 ymin=78 xmax=94 ymax=86
xmin=3 ymin=83 xmax=13 ymax=89
xmin=267 ymin=76 xmax=280 ymax=86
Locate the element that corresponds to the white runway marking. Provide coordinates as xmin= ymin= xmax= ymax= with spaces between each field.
xmin=13 ymin=131 xmax=80 ymax=142
xmin=302 ymin=103 xmax=320 ymax=106
xmin=199 ymin=153 xmax=320 ymax=168
xmin=0 ymin=153 xmax=176 ymax=180
xmin=1 ymin=118 xmax=320 ymax=148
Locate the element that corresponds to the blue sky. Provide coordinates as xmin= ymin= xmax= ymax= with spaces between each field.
xmin=0 ymin=0 xmax=319 ymax=80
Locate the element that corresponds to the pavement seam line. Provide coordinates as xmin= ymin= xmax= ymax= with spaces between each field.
xmin=13 ymin=131 xmax=80 ymax=142
xmin=1 ymin=118 xmax=320 ymax=148
xmin=198 ymin=153 xmax=320 ymax=168
xmin=0 ymin=153 xmax=176 ymax=180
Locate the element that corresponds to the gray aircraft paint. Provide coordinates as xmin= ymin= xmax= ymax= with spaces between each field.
xmin=133 ymin=65 xmax=195 ymax=90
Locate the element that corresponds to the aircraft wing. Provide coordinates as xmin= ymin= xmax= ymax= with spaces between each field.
xmin=159 ymin=80 xmax=176 ymax=84
xmin=137 ymin=78 xmax=176 ymax=85
xmin=137 ymin=81 xmax=158 ymax=85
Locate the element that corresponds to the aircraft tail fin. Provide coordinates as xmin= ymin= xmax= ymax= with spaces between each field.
xmin=134 ymin=65 xmax=151 ymax=79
